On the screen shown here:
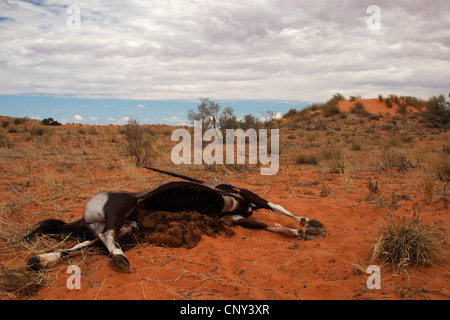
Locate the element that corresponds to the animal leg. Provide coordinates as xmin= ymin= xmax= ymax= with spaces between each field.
xmin=98 ymin=229 xmax=130 ymax=271
xmin=232 ymin=187 xmax=326 ymax=240
xmin=267 ymin=202 xmax=326 ymax=240
xmin=231 ymin=216 xmax=303 ymax=239
xmin=27 ymin=239 xmax=97 ymax=270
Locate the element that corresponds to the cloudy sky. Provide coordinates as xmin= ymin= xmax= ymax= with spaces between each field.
xmin=0 ymin=0 xmax=449 ymax=125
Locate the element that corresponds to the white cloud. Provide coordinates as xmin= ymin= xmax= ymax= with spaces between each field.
xmin=272 ymin=112 xmax=282 ymax=120
xmin=73 ymin=114 xmax=84 ymax=121
xmin=88 ymin=116 xmax=98 ymax=121
xmin=115 ymin=117 xmax=130 ymax=125
xmin=0 ymin=1 xmax=448 ymax=101
xmin=31 ymin=115 xmax=41 ymax=120
xmin=137 ymin=104 xmax=145 ymax=108
xmin=161 ymin=116 xmax=188 ymax=126
xmin=107 ymin=117 xmax=115 ymax=121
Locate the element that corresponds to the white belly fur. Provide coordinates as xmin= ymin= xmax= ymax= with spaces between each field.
xmin=83 ymin=192 xmax=109 ymax=224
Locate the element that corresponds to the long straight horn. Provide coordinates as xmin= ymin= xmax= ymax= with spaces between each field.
xmin=141 ymin=166 xmax=205 ymax=184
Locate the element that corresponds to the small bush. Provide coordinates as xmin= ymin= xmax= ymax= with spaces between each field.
xmin=421 ymin=94 xmax=450 ymax=128
xmin=283 ymin=108 xmax=299 ymax=119
xmin=443 ymin=143 xmax=450 ymax=154
xmin=401 ymin=96 xmax=426 ymax=111
xmin=350 ymin=102 xmax=370 ymax=116
xmin=385 ymin=99 xmax=393 ymax=108
xmin=351 ymin=141 xmax=362 ymax=151
xmin=371 ymin=211 xmax=440 ymax=269
xmin=0 ymin=130 xmax=12 ymax=148
xmin=426 ymin=154 xmax=450 ymax=182
xmin=320 ymin=93 xmax=344 ymax=117
xmin=29 ymin=125 xmax=47 ymax=136
xmin=389 ymin=94 xmax=401 ymax=106
xmin=320 ymin=184 xmax=331 ymax=197
xmin=381 ymin=150 xmax=414 ymax=170
xmin=320 ymin=147 xmax=345 ymax=173
xmin=295 ymin=153 xmax=319 ymax=165
xmin=321 ymin=103 xmax=341 ymax=117
xmin=13 ymin=118 xmax=24 ymax=125
xmin=366 ymin=177 xmax=380 ymax=195
xmin=122 ymin=118 xmax=159 ymax=166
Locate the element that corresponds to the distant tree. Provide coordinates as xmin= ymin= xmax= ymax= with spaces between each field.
xmin=422 ymin=94 xmax=450 ymax=128
xmin=41 ymin=118 xmax=61 ymax=126
xmin=239 ymin=114 xmax=261 ymax=130
xmin=218 ymin=107 xmax=239 ymax=131
xmin=187 ymin=98 xmax=221 ymax=131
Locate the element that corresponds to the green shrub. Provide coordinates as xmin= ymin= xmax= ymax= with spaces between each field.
xmin=321 ymin=103 xmax=341 ymax=117
xmin=421 ymin=94 xmax=450 ymax=128
xmin=13 ymin=118 xmax=24 ymax=125
xmin=283 ymin=108 xmax=299 ymax=119
xmin=320 ymin=93 xmax=344 ymax=117
xmin=385 ymin=99 xmax=393 ymax=108
xmin=350 ymin=102 xmax=370 ymax=116
xmin=41 ymin=118 xmax=61 ymax=126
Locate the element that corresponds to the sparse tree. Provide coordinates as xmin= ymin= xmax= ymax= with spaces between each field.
xmin=41 ymin=118 xmax=61 ymax=126
xmin=187 ymin=98 xmax=221 ymax=131
xmin=240 ymin=114 xmax=261 ymax=130
xmin=218 ymin=107 xmax=239 ymax=131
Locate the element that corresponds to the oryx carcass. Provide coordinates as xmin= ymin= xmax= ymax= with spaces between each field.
xmin=26 ymin=167 xmax=326 ymax=271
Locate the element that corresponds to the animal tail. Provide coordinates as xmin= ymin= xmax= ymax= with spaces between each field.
xmin=25 ymin=218 xmax=95 ymax=240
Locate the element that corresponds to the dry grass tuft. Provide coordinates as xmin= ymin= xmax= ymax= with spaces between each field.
xmin=371 ymin=210 xmax=441 ymax=269
xmin=0 ymin=265 xmax=52 ymax=299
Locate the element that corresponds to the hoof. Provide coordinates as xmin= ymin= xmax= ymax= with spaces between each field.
xmin=304 ymin=225 xmax=326 ymax=241
xmin=110 ymin=254 xmax=130 ymax=271
xmin=27 ymin=255 xmax=41 ymax=271
xmin=308 ymin=219 xmax=326 ymax=232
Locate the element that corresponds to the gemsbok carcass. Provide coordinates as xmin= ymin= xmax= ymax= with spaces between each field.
xmin=26 ymin=167 xmax=326 ymax=271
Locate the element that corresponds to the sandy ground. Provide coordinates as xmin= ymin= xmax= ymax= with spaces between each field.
xmin=0 ymin=99 xmax=449 ymax=300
